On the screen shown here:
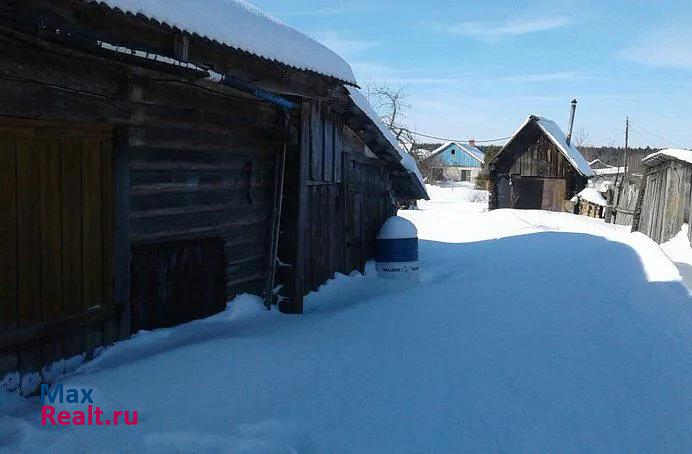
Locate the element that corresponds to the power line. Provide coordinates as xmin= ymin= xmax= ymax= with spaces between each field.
xmin=590 ymin=129 xmax=626 ymax=146
xmin=409 ymin=130 xmax=512 ymax=144
xmin=628 ymin=120 xmax=680 ymax=148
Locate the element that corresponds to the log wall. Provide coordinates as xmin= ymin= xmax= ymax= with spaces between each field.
xmin=0 ymin=29 xmax=290 ymax=390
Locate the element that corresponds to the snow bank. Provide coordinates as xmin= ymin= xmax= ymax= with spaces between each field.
xmin=96 ymin=0 xmax=356 ymax=83
xmin=345 ymin=86 xmax=426 ymax=192
xmin=661 ymin=224 xmax=692 ymax=290
xmin=643 ymin=148 xmax=692 ymax=166
xmin=376 ymin=216 xmax=417 ymax=239
xmin=575 ymin=187 xmax=608 ymax=206
xmin=423 ymin=182 xmax=489 ymax=206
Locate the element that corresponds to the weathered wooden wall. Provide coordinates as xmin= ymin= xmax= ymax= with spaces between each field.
xmin=342 ymin=127 xmax=397 ymax=273
xmin=637 ymin=161 xmax=692 ymax=243
xmin=278 ymin=103 xmax=396 ymax=312
xmin=613 ymin=177 xmax=641 ymax=226
xmin=0 ymin=28 xmax=290 ymax=388
xmin=490 ymin=126 xmax=587 ymax=211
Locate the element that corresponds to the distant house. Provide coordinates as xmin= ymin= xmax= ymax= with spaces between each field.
xmin=485 ymin=114 xmax=594 ymax=211
xmin=424 ymin=141 xmax=485 ymax=183
xmin=633 ymin=149 xmax=692 ymax=244
xmin=589 ymin=159 xmax=614 ymax=170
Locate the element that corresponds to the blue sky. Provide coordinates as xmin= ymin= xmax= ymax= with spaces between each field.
xmin=252 ymin=0 xmax=692 ymax=148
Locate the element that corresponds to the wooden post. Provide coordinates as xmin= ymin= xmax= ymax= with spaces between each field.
xmin=112 ymin=126 xmax=131 ymax=340
xmin=282 ymin=101 xmax=311 ymax=314
xmin=631 ymin=170 xmax=648 ymax=233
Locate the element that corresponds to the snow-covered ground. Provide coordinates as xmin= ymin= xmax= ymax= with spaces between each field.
xmin=2 ymin=184 xmax=691 ymax=453
xmin=661 ymin=225 xmax=692 ymax=290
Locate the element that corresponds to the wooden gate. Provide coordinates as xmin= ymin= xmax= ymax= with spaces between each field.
xmin=0 ymin=117 xmax=113 ymax=351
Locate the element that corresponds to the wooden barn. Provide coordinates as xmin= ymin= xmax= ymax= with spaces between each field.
xmin=633 ymin=149 xmax=692 ymax=244
xmin=485 ymin=112 xmax=594 ymax=211
xmin=0 ymin=0 xmax=427 ymax=391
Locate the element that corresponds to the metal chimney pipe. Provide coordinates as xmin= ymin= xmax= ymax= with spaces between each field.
xmin=566 ymin=99 xmax=577 ymax=145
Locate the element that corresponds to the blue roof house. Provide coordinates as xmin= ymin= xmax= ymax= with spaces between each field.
xmin=423 ymin=141 xmax=485 ymax=182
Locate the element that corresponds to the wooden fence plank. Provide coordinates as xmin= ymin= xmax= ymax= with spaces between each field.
xmin=0 ymin=136 xmax=18 ymax=333
xmin=82 ymin=140 xmax=104 ymax=310
xmin=16 ymin=138 xmax=42 ymax=328
xmin=323 ymin=106 xmax=334 ymax=182
xmin=309 ymin=101 xmax=323 ymax=181
xmin=60 ymin=139 xmax=84 ymax=315
xmin=40 ymin=140 xmax=63 ymax=322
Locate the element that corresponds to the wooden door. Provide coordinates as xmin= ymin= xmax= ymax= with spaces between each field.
xmin=0 ymin=117 xmax=113 ymax=346
xmin=512 ymin=177 xmax=543 ymax=209
xmin=541 ymin=179 xmax=566 ymax=212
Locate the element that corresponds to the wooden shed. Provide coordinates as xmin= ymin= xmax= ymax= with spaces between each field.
xmin=486 ymin=115 xmax=594 ymax=211
xmin=0 ymin=0 xmax=427 ymax=390
xmin=633 ymin=149 xmax=692 ymax=244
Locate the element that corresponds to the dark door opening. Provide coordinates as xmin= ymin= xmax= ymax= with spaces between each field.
xmin=130 ymin=238 xmax=226 ymax=331
xmin=512 ymin=178 xmax=544 ymax=209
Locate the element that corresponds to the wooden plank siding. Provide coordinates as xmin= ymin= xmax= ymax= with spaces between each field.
xmin=278 ymin=102 xmax=396 ymax=312
xmin=490 ymin=124 xmax=587 ymax=211
xmin=0 ymin=119 xmax=114 ymax=382
xmin=637 ymin=161 xmax=692 ymax=244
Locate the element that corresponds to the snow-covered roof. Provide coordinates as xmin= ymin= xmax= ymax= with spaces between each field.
xmin=495 ymin=115 xmax=594 ymax=177
xmin=593 ymin=166 xmax=625 ymax=176
xmin=574 ymin=188 xmax=608 ymax=206
xmin=428 ymin=141 xmax=485 ymax=163
xmin=642 ymin=148 xmax=692 ymax=167
xmin=589 ymin=158 xmax=615 ymax=170
xmin=95 ymin=0 xmax=356 ymax=84
xmin=346 ymin=86 xmax=426 ymax=194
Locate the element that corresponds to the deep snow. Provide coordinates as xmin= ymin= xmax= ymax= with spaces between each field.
xmin=1 ymin=184 xmax=691 ymax=453
xmin=661 ymin=224 xmax=692 ymax=290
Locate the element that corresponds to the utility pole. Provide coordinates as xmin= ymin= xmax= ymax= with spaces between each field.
xmin=607 ymin=117 xmax=629 ymax=223
xmin=617 ymin=118 xmax=629 ymax=198
xmin=623 ymin=117 xmax=629 ymax=177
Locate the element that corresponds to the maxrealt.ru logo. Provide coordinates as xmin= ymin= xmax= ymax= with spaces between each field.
xmin=40 ymin=385 xmax=138 ymax=426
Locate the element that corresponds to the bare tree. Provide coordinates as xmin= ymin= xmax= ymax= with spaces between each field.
xmin=364 ymin=80 xmax=416 ymax=150
xmin=572 ymin=128 xmax=591 ymax=148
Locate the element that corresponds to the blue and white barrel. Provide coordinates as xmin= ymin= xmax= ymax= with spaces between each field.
xmin=375 ymin=216 xmax=419 ymax=281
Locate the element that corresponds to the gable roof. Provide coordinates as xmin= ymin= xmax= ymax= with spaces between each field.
xmin=95 ymin=0 xmax=356 ymax=84
xmin=491 ymin=115 xmax=594 ymax=177
xmin=426 ymin=141 xmax=485 ymax=164
xmin=642 ymin=148 xmax=692 ymax=167
xmin=589 ymin=159 xmax=615 ymax=170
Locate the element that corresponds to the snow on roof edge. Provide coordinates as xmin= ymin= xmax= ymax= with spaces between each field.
xmin=346 ymin=86 xmax=428 ymax=199
xmin=535 ymin=117 xmax=594 ymax=177
xmin=493 ymin=115 xmax=594 ymax=178
xmin=95 ymin=0 xmax=357 ymax=84
xmin=642 ymin=149 xmax=692 ymax=166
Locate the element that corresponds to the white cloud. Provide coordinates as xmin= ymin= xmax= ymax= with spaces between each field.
xmin=441 ymin=15 xmax=570 ymax=41
xmin=621 ymin=28 xmax=692 ymax=70
xmin=310 ymin=31 xmax=379 ymax=58
xmin=501 ymin=71 xmax=594 ymax=82
xmin=278 ymin=6 xmax=362 ymax=17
